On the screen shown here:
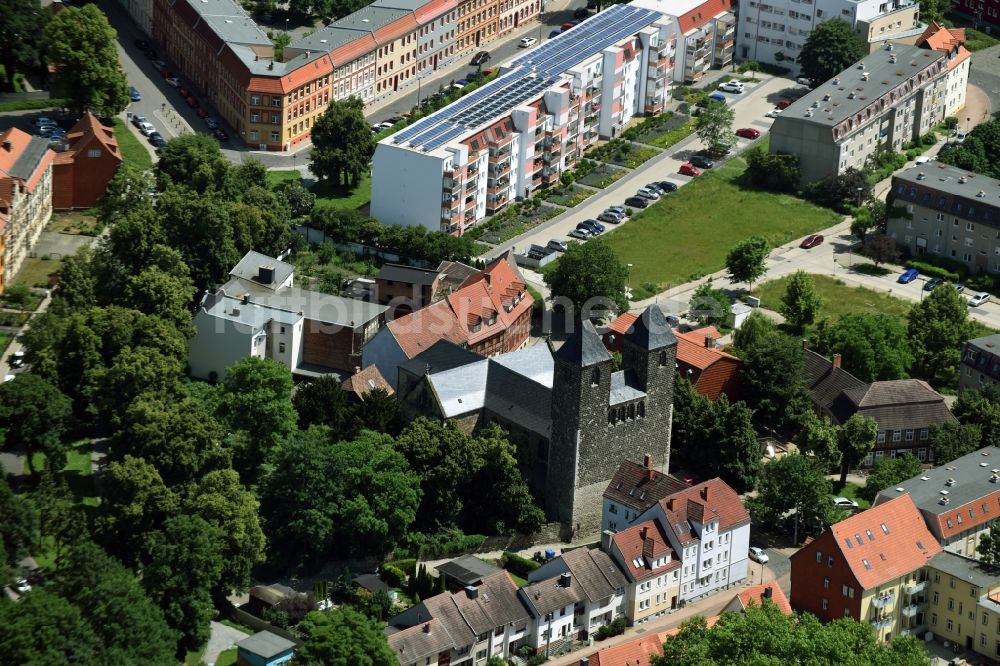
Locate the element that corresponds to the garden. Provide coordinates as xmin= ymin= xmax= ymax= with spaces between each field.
xmin=573 ymin=160 xmax=629 ymax=189
xmin=266 ymin=170 xmax=371 ymax=212
xmin=586 ymin=138 xmax=660 ymax=169
xmin=465 ymin=199 xmax=561 ymax=246
xmin=620 ymin=111 xmax=696 ymax=149
xmin=540 ymin=183 xmax=595 ymax=207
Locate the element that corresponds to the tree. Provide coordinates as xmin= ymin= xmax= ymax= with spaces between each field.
xmin=0 ymin=473 xmax=37 ymax=578
xmin=219 ymin=357 xmax=298 ymax=476
xmin=744 ymin=146 xmax=800 ymax=193
xmin=293 ymin=375 xmax=359 ymax=433
xmin=0 ymin=374 xmax=72 ymax=474
xmin=737 ymin=60 xmax=760 ymax=80
xmin=811 ymin=313 xmax=912 ymax=382
xmin=750 ymin=454 xmax=834 ymax=542
xmin=863 ymin=233 xmax=900 ymax=266
xmin=798 ymin=19 xmax=866 ymax=88
xmin=740 ymin=332 xmax=809 ymax=430
xmin=96 ymin=456 xmax=179 ymax=567
xmin=543 ymin=236 xmax=629 ymax=315
xmin=780 ymin=271 xmax=822 ymax=331
xmin=978 ymin=522 xmax=1000 ymax=565
xmin=274 ymin=178 xmax=316 ymax=218
xmin=155 ymin=134 xmax=232 ymax=194
xmin=44 ymin=5 xmax=130 ymax=117
xmin=55 ymin=542 xmax=178 ymax=666
xmin=311 ymin=96 xmax=375 ymax=187
xmin=718 ymin=400 xmax=763 ymax=493
xmin=860 ymin=454 xmax=922 ymax=502
xmin=837 ymin=413 xmax=877 ymax=484
xmin=142 ymin=515 xmax=224 ymax=656
xmin=908 ymin=283 xmax=973 ymax=386
xmin=297 ymin=608 xmax=397 ymax=666
xmin=0 ymin=0 xmax=47 ymax=91
xmin=96 ymin=164 xmax=155 ymax=227
xmin=123 ymin=267 xmax=196 ymax=330
xmin=731 ymin=309 xmax=776 ymax=353
xmin=695 ymin=101 xmax=735 ymax=156
xmin=0 ymin=590 xmax=101 ymax=665
xmin=952 ymin=385 xmax=1000 ymax=447
xmin=795 ymin=411 xmax=841 ymax=470
xmin=725 ymin=235 xmax=769 ymax=292
xmin=33 ymin=473 xmax=86 ymax=569
xmin=261 ymin=428 xmax=420 ymax=566
xmin=928 ymin=421 xmax=982 ymax=464
xmin=355 ymin=387 xmax=402 ymax=435
xmin=937 ymin=118 xmax=1000 ymax=178
xmin=808 ymin=168 xmax=867 ymax=211
xmin=688 ymin=281 xmax=731 ymax=327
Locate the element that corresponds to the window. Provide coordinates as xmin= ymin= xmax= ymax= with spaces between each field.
xmin=251 ymin=95 xmax=261 ymax=105
xmin=271 ymin=132 xmax=279 ymax=142
xmin=822 ymin=598 xmax=829 ymax=609
xmin=932 ymin=613 xmax=937 ymax=626
xmin=877 ymin=432 xmax=886 ymax=443
xmin=279 ymin=343 xmax=286 ymax=353
xmin=816 ymin=551 xmax=822 ymax=563
xmin=87 ymin=149 xmax=101 ymax=158
xmin=905 ymin=429 xmax=914 ymax=441
xmin=862 ymin=559 xmax=872 ymax=570
xmin=880 ymin=523 xmax=889 ymax=535
xmin=828 ymin=556 xmax=834 ymax=568
xmin=892 ymin=430 xmax=902 ymax=442
xmin=824 ymin=577 xmax=830 ymax=589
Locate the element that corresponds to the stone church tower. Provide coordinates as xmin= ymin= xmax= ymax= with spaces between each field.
xmin=546 ymin=305 xmax=676 ymax=535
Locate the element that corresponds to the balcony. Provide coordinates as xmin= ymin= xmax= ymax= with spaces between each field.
xmin=441 ymin=208 xmax=458 ymax=221
xmin=872 ymin=593 xmax=894 ymax=609
xmin=489 ymin=161 xmax=511 ymax=177
xmin=442 ymin=192 xmax=460 ymax=204
xmin=489 ymin=146 xmax=512 ymax=158
xmin=870 ymin=616 xmax=893 ymax=630
xmin=905 ymin=580 xmax=927 ymax=596
xmin=901 ymin=603 xmax=923 ymax=618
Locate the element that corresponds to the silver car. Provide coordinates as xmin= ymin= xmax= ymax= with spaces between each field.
xmin=637 ymin=187 xmax=660 ymax=200
xmin=547 ymin=238 xmax=568 ymax=252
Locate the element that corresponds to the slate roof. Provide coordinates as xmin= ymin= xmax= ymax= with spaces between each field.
xmin=874 ymin=446 xmax=1000 ymax=541
xmin=555 ymin=320 xmax=613 ymax=366
xmin=623 ymin=305 xmax=677 ymax=350
xmin=428 ymin=359 xmax=490 ymax=417
xmin=377 ymin=262 xmax=439 ymax=286
xmin=612 ymin=519 xmax=679 ymax=583
xmin=236 ymin=631 xmax=296 ymax=658
xmin=400 ymin=339 xmax=483 ymax=378
xmin=802 ymin=348 xmax=866 ymax=414
xmin=520 ymin=548 xmax=627 ymax=617
xmin=609 ymin=369 xmax=647 ymax=406
xmin=484 ymin=357 xmax=553 ymax=436
xmin=603 ymin=459 xmax=690 ymax=515
xmin=833 ymin=379 xmax=957 ymax=431
xmin=436 ymin=555 xmax=503 ymax=587
xmin=826 ymin=493 xmax=941 ymax=590
xmin=353 ymin=573 xmax=390 ymax=594
xmin=387 ymin=618 xmax=457 ymax=664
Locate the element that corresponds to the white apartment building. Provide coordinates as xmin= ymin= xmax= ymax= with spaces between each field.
xmin=371 ymin=3 xmax=676 ymax=234
xmin=632 ymin=478 xmax=751 ymax=602
xmin=631 ymin=0 xmax=736 ymax=81
xmin=769 ymin=43 xmax=948 ymax=184
xmin=736 ymin=0 xmax=924 ymax=73
xmin=914 ymin=22 xmax=972 ymax=118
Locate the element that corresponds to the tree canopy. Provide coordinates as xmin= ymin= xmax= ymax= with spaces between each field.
xmin=297 ymin=608 xmax=397 ymax=666
xmin=907 ymin=284 xmax=972 ymax=386
xmin=798 ymin=19 xmax=867 ymax=89
xmin=937 ymin=118 xmax=1000 ymax=178
xmin=780 ymin=271 xmax=822 ymax=331
xmin=544 ymin=236 xmax=629 ymax=315
xmin=811 ymin=313 xmax=912 ymax=382
xmin=740 ymin=332 xmax=809 ymax=430
xmin=0 ymin=0 xmax=47 ymax=92
xmin=311 ymin=96 xmax=375 ymax=186
xmin=0 ymin=374 xmax=72 ymax=474
xmin=0 ymin=473 xmax=37 ymax=579
xmin=749 ymin=454 xmax=835 ymax=541
xmin=725 ymin=236 xmax=769 ymax=291
xmin=859 ymin=454 xmax=922 ymax=502
xmin=695 ymin=101 xmax=735 ymax=157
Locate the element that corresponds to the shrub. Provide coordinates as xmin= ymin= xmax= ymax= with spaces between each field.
xmin=397 ymin=528 xmax=486 ymax=559
xmin=921 ymin=132 xmax=938 ymax=146
xmin=391 ymin=558 xmax=418 ymax=577
xmin=381 ymin=564 xmax=407 ymax=588
xmin=967 ymin=273 xmax=999 ymax=294
xmin=852 ymin=262 xmax=892 ymax=277
xmin=906 ymin=257 xmax=966 ymax=282
xmin=945 ymin=116 xmax=959 ymax=129
xmin=501 ymin=551 xmax=541 ymax=578
xmin=596 ymin=617 xmax=627 ymax=640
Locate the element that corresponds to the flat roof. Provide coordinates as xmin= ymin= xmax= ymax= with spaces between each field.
xmin=221 ymin=277 xmax=388 ymax=328
xmin=331 ymin=4 xmax=411 ymax=33
xmin=929 ymin=551 xmax=1000 ymax=588
xmin=236 ymin=631 xmax=296 ymax=658
xmin=781 ymin=44 xmax=945 ymax=128
xmin=436 ymin=555 xmax=503 ymax=585
xmin=231 ymin=43 xmax=329 ymax=76
xmin=229 ymin=250 xmax=294 ymax=289
xmin=967 ymin=333 xmax=1000 ymax=352
xmin=200 ymin=13 xmax=272 ymax=47
xmin=876 ymin=446 xmax=1000 ymax=516
xmin=894 ymin=163 xmax=1000 ymax=207
xmin=289 ymin=25 xmax=365 ymax=53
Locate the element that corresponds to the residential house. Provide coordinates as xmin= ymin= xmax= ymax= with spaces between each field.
xmin=925 ymin=550 xmax=1000 ymax=661
xmin=790 ymin=493 xmax=942 ymax=641
xmin=388 ymin=570 xmax=531 ymax=664
xmin=604 ymin=519 xmax=682 ymax=624
xmin=235 ymin=631 xmax=296 ymax=666
xmin=631 ymin=478 xmax=752 ymax=603
xmin=916 ymin=21 xmax=971 ymax=118
xmin=959 ymin=333 xmax=1000 ymax=391
xmin=0 ymin=128 xmax=53 ymax=294
xmin=601 ymin=455 xmax=689 ymax=534
xmin=583 ymin=584 xmax=791 ymax=666
xmin=769 ymin=43 xmax=949 ymax=184
xmin=341 ymin=364 xmax=394 ymax=401
xmin=363 ymin=252 xmax=532 ymax=389
xmin=888 ymin=164 xmax=1000 ymax=277
xmin=802 ymin=347 xmax=957 ymax=464
xmin=51 ymin=113 xmax=122 ymax=210
xmin=247 ymin=584 xmax=301 ymax=616
xmin=873 ymin=446 xmax=1000 ymax=559
xmin=436 ymin=554 xmax=504 ymax=589
xmin=188 ymin=251 xmax=387 ymax=380
xmin=736 ymin=0 xmax=924 ymax=73
xmin=519 ymin=547 xmax=628 ymax=654
xmin=375 ymin=263 xmax=440 ymax=315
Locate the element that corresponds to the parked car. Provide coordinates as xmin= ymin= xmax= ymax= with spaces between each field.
xmin=186 ymin=96 xmax=199 ymax=108
xmin=196 ymin=107 xmax=209 ymax=119
xmin=161 ymin=68 xmax=174 ymax=79
xmin=137 ymin=121 xmax=156 ymax=136
xmin=923 ymin=276 xmax=944 ymax=291
xmin=800 ymin=234 xmax=824 ymax=249
xmin=33 ymin=116 xmax=55 ymax=128
xmin=178 ymin=86 xmax=190 ymax=97
xmin=36 ymin=124 xmax=59 ymax=137
xmin=776 ymin=98 xmax=793 ymax=110
xmin=205 ymin=117 xmax=219 ymax=129
xmin=915 ymin=155 xmax=931 ymax=165
xmin=796 ymin=77 xmax=813 ymax=87
xmin=145 ymin=49 xmax=158 ymax=60
xmin=131 ymin=114 xmax=148 ymax=128
xmin=636 ymin=187 xmax=660 ymax=200
xmin=10 ymin=351 xmax=24 ymax=368
xmin=547 ymin=238 xmax=569 ymax=252
xmin=149 ymin=134 xmax=168 ymax=148
xmin=689 ymin=154 xmax=714 ymax=169
xmin=14 ymin=578 xmax=31 ymax=594
xmin=471 ymin=51 xmax=491 ymax=66
xmin=832 ymin=497 xmax=859 ymax=512
xmin=707 ymin=92 xmax=726 ymax=104
xmin=748 ymin=546 xmax=769 ymax=564
xmin=579 ymin=219 xmax=605 ymax=233
xmin=655 ymin=181 xmax=677 ymax=193
xmin=548 ymin=30 xmax=561 ymax=38
xmin=954 ymin=129 xmax=969 ymax=144
xmin=598 ymin=211 xmax=623 ymax=224
xmin=678 ymin=163 xmax=701 ymax=177
xmin=897 ymin=268 xmax=920 ymax=284
xmin=134 ymin=38 xmax=150 ymax=50
xmin=165 ymin=76 xmax=181 ymax=87
xmin=607 ymin=206 xmax=628 ymax=217
xmin=47 ymin=130 xmax=66 ymax=142
xmin=129 ymin=86 xmax=141 ymax=101
xmin=644 ymin=182 xmax=664 ymax=195
xmin=766 ymin=108 xmax=782 ymax=118
xmin=955 ymin=282 xmax=967 ymax=294
xmin=574 ymin=6 xmax=591 ymax=17
xmin=736 ymin=127 xmax=760 ymax=139
xmin=718 ymin=80 xmax=744 ymax=94
xmin=623 ymin=196 xmax=648 ymax=209
xmin=969 ymin=292 xmax=991 ymax=307
xmin=568 ymin=227 xmax=592 ymax=240
xmin=518 ymin=37 xmax=537 ymax=48
xmin=213 ymin=128 xmax=229 ymax=142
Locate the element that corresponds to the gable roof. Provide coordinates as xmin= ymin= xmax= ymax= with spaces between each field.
xmin=802 ymin=348 xmax=867 ymax=414
xmin=0 ymin=127 xmax=53 ymax=205
xmin=376 ymin=262 xmax=439 ymax=286
xmin=235 ymin=631 xmax=296 ymax=658
xmin=917 ymin=20 xmax=972 ymax=71
xmin=66 ymin=113 xmax=122 ymax=160
xmin=341 ymin=364 xmax=394 ymax=398
xmin=834 ymin=379 xmax=957 ymax=431
xmin=436 ymin=555 xmax=503 ymax=587
xmin=400 ymin=339 xmax=484 ymax=378
xmin=387 ymin=617 xmax=456 ymax=664
xmin=658 ymin=478 xmax=750 ymax=543
xmin=612 ymin=519 xmax=679 ymax=582
xmin=606 ymin=312 xmax=638 ymax=336
xmin=520 ymin=548 xmax=627 ymax=617
xmin=229 ymin=250 xmax=295 ymax=289
xmin=730 ymin=584 xmax=793 ymax=615
xmin=674 ymin=327 xmax=738 ymax=371
xmin=603 ymin=458 xmax=690 ymax=515
xmin=825 ymin=493 xmax=941 ymax=589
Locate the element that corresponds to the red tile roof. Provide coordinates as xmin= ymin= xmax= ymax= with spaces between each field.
xmin=612 ymin=519 xmax=679 ymax=582
xmin=0 ymin=127 xmax=54 ymax=202
xmin=674 ymin=327 xmax=737 ymax=371
xmin=733 ymin=584 xmax=792 ymax=615
xmin=607 ymin=312 xmax=638 ymax=336
xmin=827 ymin=493 xmax=941 ymax=589
xmin=917 ymin=20 xmax=972 ymax=71
xmin=657 ymin=478 xmax=749 ymax=545
xmin=341 ymin=364 xmax=394 ymax=398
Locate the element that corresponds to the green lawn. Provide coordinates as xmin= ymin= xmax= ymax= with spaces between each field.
xmin=605 ymin=158 xmax=842 ymax=297
xmin=111 ymin=119 xmax=153 ymax=171
xmin=832 ymin=481 xmax=871 ymax=511
xmin=0 ymin=333 xmax=9 ymax=354
xmin=753 ymin=274 xmax=913 ymax=323
xmin=13 ymin=254 xmax=62 ymax=289
xmin=215 ymin=648 xmax=238 ymax=666
xmin=267 ymin=170 xmax=371 ymax=211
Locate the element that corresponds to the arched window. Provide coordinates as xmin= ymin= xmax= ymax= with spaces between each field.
xmin=658 ymin=351 xmax=667 ymax=367
xmin=608 ymin=409 xmax=616 ymax=425
xmin=618 ymin=407 xmax=625 ymax=422
xmin=638 ymin=402 xmax=645 ymax=418
xmin=591 ymin=367 xmax=600 ymax=386
xmin=628 ymin=404 xmax=636 ymax=420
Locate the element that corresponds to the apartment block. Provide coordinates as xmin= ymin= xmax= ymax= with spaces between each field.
xmin=915 ymin=21 xmax=971 ymax=118
xmin=873 ymin=446 xmax=1000 ymax=560
xmin=371 ymin=3 xmax=676 ymax=234
xmin=601 ymin=455 xmax=689 ymax=534
xmin=925 ymin=551 xmax=1000 ymax=662
xmin=736 ymin=0 xmax=924 ymax=73
xmin=632 ymin=0 xmax=736 ymax=81
xmin=888 ymin=164 xmax=1000 ymax=275
xmin=0 ymin=128 xmax=53 ymax=294
xmin=770 ymin=43 xmax=948 ymax=184
xmin=604 ymin=519 xmax=683 ymax=624
xmin=960 ymin=334 xmax=1000 ymax=391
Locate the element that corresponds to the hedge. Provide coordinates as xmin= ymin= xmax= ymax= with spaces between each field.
xmin=0 ymin=98 xmax=67 ymax=112
xmin=381 ymin=565 xmax=407 ymax=588
xmin=853 ymin=262 xmax=893 ymax=277
xmin=501 ymin=551 xmax=540 ymax=579
xmin=906 ymin=257 xmax=966 ymax=282
xmin=390 ymin=558 xmax=417 ymax=577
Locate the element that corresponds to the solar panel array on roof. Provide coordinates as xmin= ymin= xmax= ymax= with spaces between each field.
xmin=512 ymin=4 xmax=660 ymax=76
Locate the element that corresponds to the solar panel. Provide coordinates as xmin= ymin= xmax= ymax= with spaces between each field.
xmin=423 ymin=125 xmax=466 ymax=152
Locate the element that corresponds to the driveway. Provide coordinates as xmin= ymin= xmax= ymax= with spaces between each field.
xmin=203 ymin=620 xmax=249 ymax=666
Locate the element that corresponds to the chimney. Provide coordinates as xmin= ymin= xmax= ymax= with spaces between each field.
xmin=644 ymin=453 xmax=653 ymax=469
xmin=483 ymin=272 xmax=491 ymax=286
xmin=559 ymin=572 xmax=572 ymax=587
xmin=832 ymin=353 xmax=842 ymax=369
xmin=258 ymin=265 xmax=275 ymax=284
xmin=700 ymin=485 xmax=709 ymax=501
xmin=763 ymin=586 xmax=773 ymax=599
xmin=1 ymin=140 xmax=10 ymax=152
xmin=640 ymin=526 xmax=648 ymax=540
xmin=464 ymin=585 xmax=479 ymax=599
xmin=704 ymin=335 xmax=715 ymax=348
xmin=801 ymin=339 xmax=809 ymax=350
xmin=242 ymin=293 xmax=250 ymax=305
xmin=354 ymin=366 xmax=361 ymax=374
xmin=423 ymin=622 xmax=432 ymax=634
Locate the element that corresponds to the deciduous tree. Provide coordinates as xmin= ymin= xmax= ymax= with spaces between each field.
xmin=311 ymin=96 xmax=375 ymax=187
xmin=731 ymin=309 xmax=776 ymax=353
xmin=978 ymin=522 xmax=1000 ymax=565
xmin=838 ymin=413 xmax=878 ymax=484
xmin=0 ymin=374 xmax=73 ymax=473
xmin=297 ymin=608 xmax=397 ymax=666
xmin=155 ymin=134 xmax=232 ymax=194
xmin=952 ymin=385 xmax=1000 ymax=447
xmin=798 ymin=18 xmax=866 ymax=89
xmin=795 ymin=411 xmax=841 ymax=470
xmin=0 ymin=473 xmax=37 ymax=578
xmin=860 ymin=453 xmax=922 ymax=502
xmin=928 ymin=421 xmax=982 ymax=464
xmin=863 ymin=233 xmax=901 ymax=266
xmin=908 ymin=284 xmax=973 ymax=386
xmin=0 ymin=589 xmax=101 ymax=665
xmin=293 ymin=375 xmax=358 ymax=433
xmin=0 ymin=0 xmax=48 ymax=91
xmin=688 ymin=281 xmax=731 ymax=327
xmin=695 ymin=101 xmax=735 ymax=156
xmin=750 ymin=454 xmax=834 ymax=542
xmin=725 ymin=235 xmax=769 ymax=292
xmin=811 ymin=313 xmax=912 ymax=382
xmin=744 ymin=146 xmax=800 ymax=193
xmin=44 ymin=5 xmax=130 ymax=117
xmin=780 ymin=271 xmax=822 ymax=331
xmin=544 ymin=236 xmax=629 ymax=315
xmin=740 ymin=332 xmax=809 ymax=430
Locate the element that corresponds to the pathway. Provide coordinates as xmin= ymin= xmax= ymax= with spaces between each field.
xmin=203 ymin=620 xmax=249 ymax=666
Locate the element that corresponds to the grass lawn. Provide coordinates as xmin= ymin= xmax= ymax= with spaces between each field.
xmin=184 ymin=648 xmax=205 ymax=666
xmin=649 ymin=118 xmax=697 ymax=149
xmin=13 ymin=254 xmax=62 ymax=289
xmin=48 ymin=211 xmax=100 ymax=236
xmin=111 ymin=119 xmax=153 ymax=171
xmin=753 ymin=274 xmax=913 ymax=324
xmin=0 ymin=333 xmax=9 ymax=354
xmin=607 ymin=144 xmax=661 ymax=169
xmin=215 ymin=649 xmax=238 ymax=666
xmin=576 ymin=164 xmax=629 ymax=189
xmin=508 ymin=572 xmax=528 ymax=588
xmin=832 ymin=481 xmax=871 ymax=510
xmin=605 ymin=158 xmax=842 ymax=298
xmin=267 ymin=170 xmax=372 ymax=211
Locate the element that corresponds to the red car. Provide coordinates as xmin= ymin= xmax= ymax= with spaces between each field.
xmin=679 ymin=162 xmax=701 ymax=177
xmin=736 ymin=127 xmax=760 ymax=139
xmin=185 ymin=96 xmax=199 ymax=108
xmin=161 ymin=69 xmax=173 ymax=79
xmin=178 ymin=86 xmax=189 ymax=97
xmin=800 ymin=234 xmax=824 ymax=249
xmin=196 ymin=107 xmax=209 ymax=119
xmin=776 ymin=98 xmax=793 ymax=110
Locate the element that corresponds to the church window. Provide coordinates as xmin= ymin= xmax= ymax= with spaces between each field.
xmin=617 ymin=406 xmax=625 ymax=422
xmin=659 ymin=351 xmax=667 ymax=366
xmin=591 ymin=367 xmax=600 ymax=386
xmin=628 ymin=404 xmax=636 ymax=420
xmin=638 ymin=402 xmax=645 ymax=418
